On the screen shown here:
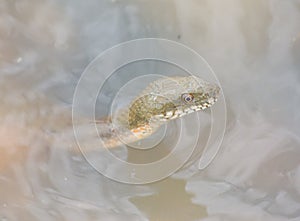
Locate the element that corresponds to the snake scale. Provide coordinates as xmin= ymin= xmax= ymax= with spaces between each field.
xmin=93 ymin=76 xmax=220 ymax=149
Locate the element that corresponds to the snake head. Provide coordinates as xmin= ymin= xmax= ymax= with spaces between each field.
xmin=178 ymin=76 xmax=220 ymax=112
xmin=128 ymin=76 xmax=220 ymax=130
xmin=156 ymin=76 xmax=220 ymax=121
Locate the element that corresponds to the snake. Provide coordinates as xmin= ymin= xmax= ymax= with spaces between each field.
xmin=88 ymin=76 xmax=220 ymax=149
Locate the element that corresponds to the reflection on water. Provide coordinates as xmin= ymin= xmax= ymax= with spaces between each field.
xmin=1 ymin=0 xmax=300 ymax=220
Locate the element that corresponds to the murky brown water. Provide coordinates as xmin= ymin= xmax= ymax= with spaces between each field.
xmin=0 ymin=0 xmax=300 ymax=220
xmin=130 ymin=178 xmax=207 ymax=221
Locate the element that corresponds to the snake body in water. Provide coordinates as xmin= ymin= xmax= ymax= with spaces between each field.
xmin=89 ymin=76 xmax=220 ymax=149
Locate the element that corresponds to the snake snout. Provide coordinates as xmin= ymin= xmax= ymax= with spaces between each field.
xmin=208 ymin=83 xmax=220 ymax=100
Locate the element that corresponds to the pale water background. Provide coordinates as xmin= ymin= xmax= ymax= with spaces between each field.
xmin=0 ymin=0 xmax=300 ymax=220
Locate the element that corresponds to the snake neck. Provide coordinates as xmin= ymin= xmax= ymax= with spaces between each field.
xmin=127 ymin=94 xmax=176 ymax=134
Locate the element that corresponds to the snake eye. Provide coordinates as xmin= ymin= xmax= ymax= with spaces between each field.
xmin=181 ymin=93 xmax=194 ymax=103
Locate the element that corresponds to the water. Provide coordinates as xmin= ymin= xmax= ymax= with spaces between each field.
xmin=0 ymin=0 xmax=300 ymax=220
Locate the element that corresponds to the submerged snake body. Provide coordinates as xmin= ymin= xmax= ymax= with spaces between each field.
xmin=96 ymin=76 xmax=220 ymax=148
